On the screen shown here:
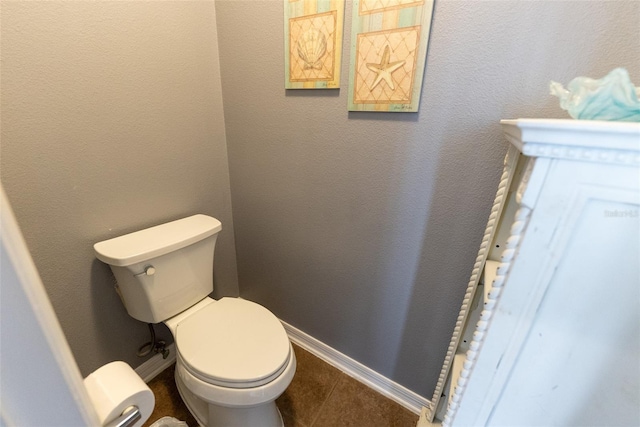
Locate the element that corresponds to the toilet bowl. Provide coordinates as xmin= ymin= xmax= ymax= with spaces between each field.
xmin=165 ymin=297 xmax=296 ymax=426
xmin=94 ymin=215 xmax=296 ymax=426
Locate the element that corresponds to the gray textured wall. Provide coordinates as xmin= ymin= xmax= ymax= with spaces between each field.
xmin=1 ymin=1 xmax=239 ymax=376
xmin=215 ymin=0 xmax=639 ymax=397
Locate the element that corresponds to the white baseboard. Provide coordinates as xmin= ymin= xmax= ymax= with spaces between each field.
xmin=280 ymin=320 xmax=430 ymax=415
xmin=135 ymin=343 xmax=176 ymax=383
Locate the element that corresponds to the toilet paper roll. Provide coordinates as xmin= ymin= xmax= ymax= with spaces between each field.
xmin=84 ymin=361 xmax=155 ymax=427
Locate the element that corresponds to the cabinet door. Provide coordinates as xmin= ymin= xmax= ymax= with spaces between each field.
xmin=451 ymin=158 xmax=640 ymax=427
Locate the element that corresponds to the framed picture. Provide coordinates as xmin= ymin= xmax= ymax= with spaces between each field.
xmin=285 ymin=0 xmax=345 ymax=89
xmin=348 ymin=0 xmax=434 ymax=111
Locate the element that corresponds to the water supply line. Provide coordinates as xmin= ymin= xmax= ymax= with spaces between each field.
xmin=137 ymin=323 xmax=169 ymax=359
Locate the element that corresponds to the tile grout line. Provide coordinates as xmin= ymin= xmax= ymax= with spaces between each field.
xmin=308 ymin=372 xmax=345 ymax=427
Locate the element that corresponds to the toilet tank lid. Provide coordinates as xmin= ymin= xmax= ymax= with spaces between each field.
xmin=94 ymin=214 xmax=222 ymax=267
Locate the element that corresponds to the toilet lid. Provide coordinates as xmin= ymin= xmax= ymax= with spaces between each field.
xmin=176 ymin=298 xmax=291 ymax=388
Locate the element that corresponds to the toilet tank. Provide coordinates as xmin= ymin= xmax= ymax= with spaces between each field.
xmin=94 ymin=215 xmax=222 ymax=323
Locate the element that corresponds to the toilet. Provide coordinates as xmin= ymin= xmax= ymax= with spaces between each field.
xmin=94 ymin=214 xmax=296 ymax=427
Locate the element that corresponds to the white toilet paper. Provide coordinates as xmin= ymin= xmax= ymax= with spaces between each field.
xmin=84 ymin=361 xmax=155 ymax=427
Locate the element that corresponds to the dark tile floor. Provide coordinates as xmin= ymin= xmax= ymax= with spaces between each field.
xmin=143 ymin=343 xmax=418 ymax=427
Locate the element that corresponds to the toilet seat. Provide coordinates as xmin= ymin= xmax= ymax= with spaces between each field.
xmin=176 ymin=298 xmax=291 ymax=389
xmin=175 ymin=342 xmax=297 ymax=409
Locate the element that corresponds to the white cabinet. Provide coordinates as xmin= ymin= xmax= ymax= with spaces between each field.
xmin=427 ymin=119 xmax=640 ymax=426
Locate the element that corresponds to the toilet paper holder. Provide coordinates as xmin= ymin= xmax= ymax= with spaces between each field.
xmin=83 ymin=361 xmax=154 ymax=427
xmin=105 ymin=405 xmax=140 ymax=427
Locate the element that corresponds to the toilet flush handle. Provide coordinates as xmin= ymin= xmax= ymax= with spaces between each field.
xmin=134 ymin=265 xmax=155 ymax=277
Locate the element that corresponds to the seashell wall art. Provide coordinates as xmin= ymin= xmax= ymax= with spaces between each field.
xmin=285 ymin=0 xmax=345 ymax=89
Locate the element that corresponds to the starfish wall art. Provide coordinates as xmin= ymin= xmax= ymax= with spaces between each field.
xmin=348 ymin=0 xmax=434 ymax=112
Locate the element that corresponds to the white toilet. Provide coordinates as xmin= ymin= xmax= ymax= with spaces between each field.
xmin=94 ymin=214 xmax=296 ymax=427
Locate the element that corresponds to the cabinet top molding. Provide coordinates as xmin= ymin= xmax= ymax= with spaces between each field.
xmin=501 ymin=119 xmax=640 ymax=165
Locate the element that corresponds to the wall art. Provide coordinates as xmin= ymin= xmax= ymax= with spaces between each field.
xmin=285 ymin=0 xmax=345 ymax=89
xmin=348 ymin=0 xmax=434 ymax=111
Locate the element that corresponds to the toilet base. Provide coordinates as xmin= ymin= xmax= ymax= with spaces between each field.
xmin=174 ymin=367 xmax=284 ymax=427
